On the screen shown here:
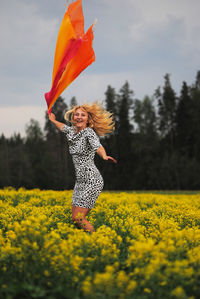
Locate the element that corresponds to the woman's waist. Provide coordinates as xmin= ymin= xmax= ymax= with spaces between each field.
xmin=72 ymin=158 xmax=99 ymax=172
xmin=73 ymin=161 xmax=96 ymax=171
xmin=72 ymin=156 xmax=94 ymax=165
xmin=74 ymin=163 xmax=102 ymax=182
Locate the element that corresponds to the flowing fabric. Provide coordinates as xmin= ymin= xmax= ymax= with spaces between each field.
xmin=45 ymin=0 xmax=95 ymax=112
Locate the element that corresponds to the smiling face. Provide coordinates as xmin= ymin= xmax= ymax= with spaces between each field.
xmin=73 ymin=108 xmax=88 ymax=131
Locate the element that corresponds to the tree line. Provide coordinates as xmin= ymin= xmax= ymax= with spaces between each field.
xmin=0 ymin=71 xmax=200 ymax=190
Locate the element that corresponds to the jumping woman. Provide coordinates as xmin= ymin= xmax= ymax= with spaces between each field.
xmin=48 ymin=102 xmax=117 ymax=234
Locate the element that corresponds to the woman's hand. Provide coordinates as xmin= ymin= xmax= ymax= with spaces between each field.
xmin=49 ymin=113 xmax=56 ymax=122
xmin=103 ymin=156 xmax=117 ymax=164
xmin=96 ymin=146 xmax=117 ymax=163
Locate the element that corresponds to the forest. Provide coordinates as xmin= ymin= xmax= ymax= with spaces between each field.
xmin=0 ymin=71 xmax=200 ymax=190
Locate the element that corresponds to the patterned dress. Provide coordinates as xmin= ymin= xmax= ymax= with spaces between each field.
xmin=62 ymin=125 xmax=104 ymax=209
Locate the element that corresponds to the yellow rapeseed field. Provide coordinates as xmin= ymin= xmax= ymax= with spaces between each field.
xmin=0 ymin=188 xmax=200 ymax=298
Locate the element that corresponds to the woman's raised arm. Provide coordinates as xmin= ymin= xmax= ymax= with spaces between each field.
xmin=48 ymin=113 xmax=66 ymax=131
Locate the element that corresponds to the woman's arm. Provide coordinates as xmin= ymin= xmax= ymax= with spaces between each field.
xmin=96 ymin=145 xmax=117 ymax=163
xmin=48 ymin=113 xmax=65 ymax=131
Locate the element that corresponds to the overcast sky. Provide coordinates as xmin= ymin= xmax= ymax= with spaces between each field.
xmin=0 ymin=0 xmax=199 ymax=137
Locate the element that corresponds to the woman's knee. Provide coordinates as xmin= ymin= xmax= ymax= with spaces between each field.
xmin=72 ymin=208 xmax=85 ymax=220
xmin=72 ymin=214 xmax=84 ymax=223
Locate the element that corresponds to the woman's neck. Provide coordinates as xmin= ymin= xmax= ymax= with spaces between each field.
xmin=75 ymin=125 xmax=87 ymax=134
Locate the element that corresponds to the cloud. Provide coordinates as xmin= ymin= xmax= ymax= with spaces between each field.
xmin=0 ymin=0 xmax=199 ymax=114
xmin=0 ymin=0 xmax=58 ymax=72
xmin=87 ymin=0 xmax=200 ymax=64
xmin=128 ymin=0 xmax=200 ymax=64
xmin=0 ymin=106 xmax=45 ymax=137
xmin=2 ymin=66 xmax=195 ymax=137
xmin=0 ymin=0 xmax=60 ymax=108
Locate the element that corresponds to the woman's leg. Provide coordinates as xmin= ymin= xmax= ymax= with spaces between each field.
xmin=71 ymin=205 xmax=95 ymax=233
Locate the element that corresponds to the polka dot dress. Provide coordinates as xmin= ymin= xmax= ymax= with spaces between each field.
xmin=62 ymin=125 xmax=104 ymax=209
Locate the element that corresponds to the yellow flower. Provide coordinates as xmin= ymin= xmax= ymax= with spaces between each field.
xmin=32 ymin=241 xmax=39 ymax=250
xmin=1 ymin=284 xmax=7 ymax=288
xmin=125 ymin=280 xmax=137 ymax=294
xmin=116 ymin=271 xmax=129 ymax=288
xmin=6 ymin=230 xmax=16 ymax=240
xmin=144 ymin=288 xmax=151 ymax=293
xmin=171 ymin=286 xmax=186 ymax=298
xmin=44 ymin=270 xmax=50 ymax=277
xmin=93 ymin=271 xmax=113 ymax=290
xmin=1 ymin=188 xmax=200 ymax=298
xmin=159 ymin=281 xmax=167 ymax=286
xmin=105 ymin=265 xmax=115 ymax=273
xmin=70 ymin=255 xmax=83 ymax=271
xmin=82 ymin=277 xmax=92 ymax=295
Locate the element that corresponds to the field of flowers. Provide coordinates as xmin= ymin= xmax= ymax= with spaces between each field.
xmin=0 ymin=188 xmax=200 ymax=299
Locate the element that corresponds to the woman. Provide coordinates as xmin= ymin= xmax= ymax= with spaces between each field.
xmin=49 ymin=102 xmax=117 ymax=234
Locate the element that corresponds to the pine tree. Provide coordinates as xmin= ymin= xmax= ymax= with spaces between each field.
xmin=8 ymin=133 xmax=33 ymax=188
xmin=0 ymin=134 xmax=11 ymax=187
xmin=176 ymin=82 xmax=192 ymax=155
xmin=105 ymin=85 xmax=117 ymax=115
xmin=133 ymin=96 xmax=157 ymax=137
xmin=70 ymin=96 xmax=77 ymax=108
xmin=189 ymin=71 xmax=200 ymax=161
xmin=132 ymin=96 xmax=159 ymax=190
xmin=116 ymin=81 xmax=134 ymax=189
xmin=100 ymin=85 xmax=117 ymax=189
xmin=25 ymin=119 xmax=48 ymax=188
xmin=155 ymin=74 xmax=177 ymax=151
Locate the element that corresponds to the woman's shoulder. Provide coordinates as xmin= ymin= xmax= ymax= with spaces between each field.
xmin=84 ymin=127 xmax=100 ymax=138
xmin=62 ymin=124 xmax=73 ymax=134
xmin=85 ymin=127 xmax=97 ymax=134
xmin=85 ymin=127 xmax=93 ymax=132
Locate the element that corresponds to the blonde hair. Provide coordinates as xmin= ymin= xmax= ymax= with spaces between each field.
xmin=64 ymin=102 xmax=115 ymax=136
